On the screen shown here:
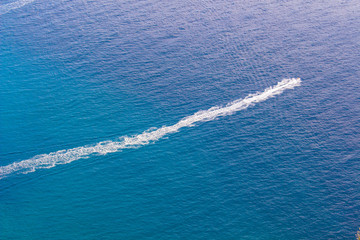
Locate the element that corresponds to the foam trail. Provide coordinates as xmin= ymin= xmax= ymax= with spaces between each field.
xmin=0 ymin=78 xmax=301 ymax=179
xmin=0 ymin=0 xmax=36 ymax=15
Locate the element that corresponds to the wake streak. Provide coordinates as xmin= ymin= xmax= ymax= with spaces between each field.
xmin=0 ymin=78 xmax=301 ymax=179
xmin=0 ymin=0 xmax=36 ymax=15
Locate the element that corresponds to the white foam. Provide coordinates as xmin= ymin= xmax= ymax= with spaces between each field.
xmin=0 ymin=0 xmax=36 ymax=15
xmin=0 ymin=78 xmax=301 ymax=179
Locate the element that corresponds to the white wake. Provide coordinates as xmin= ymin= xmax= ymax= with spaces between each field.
xmin=0 ymin=0 xmax=36 ymax=15
xmin=0 ymin=78 xmax=301 ymax=179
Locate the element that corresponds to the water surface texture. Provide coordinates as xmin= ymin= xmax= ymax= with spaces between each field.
xmin=1 ymin=0 xmax=359 ymax=239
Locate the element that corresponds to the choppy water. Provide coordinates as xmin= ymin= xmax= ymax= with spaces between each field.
xmin=1 ymin=0 xmax=359 ymax=239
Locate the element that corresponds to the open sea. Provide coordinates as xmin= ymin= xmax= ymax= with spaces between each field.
xmin=1 ymin=0 xmax=359 ymax=239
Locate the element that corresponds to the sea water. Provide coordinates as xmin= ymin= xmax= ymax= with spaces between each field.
xmin=1 ymin=0 xmax=359 ymax=239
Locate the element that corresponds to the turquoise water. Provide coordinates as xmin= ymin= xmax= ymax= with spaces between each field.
xmin=1 ymin=0 xmax=359 ymax=239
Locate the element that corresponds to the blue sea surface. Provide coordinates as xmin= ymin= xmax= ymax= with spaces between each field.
xmin=1 ymin=0 xmax=360 ymax=239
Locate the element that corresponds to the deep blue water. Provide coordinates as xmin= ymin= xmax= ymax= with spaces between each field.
xmin=1 ymin=0 xmax=360 ymax=239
